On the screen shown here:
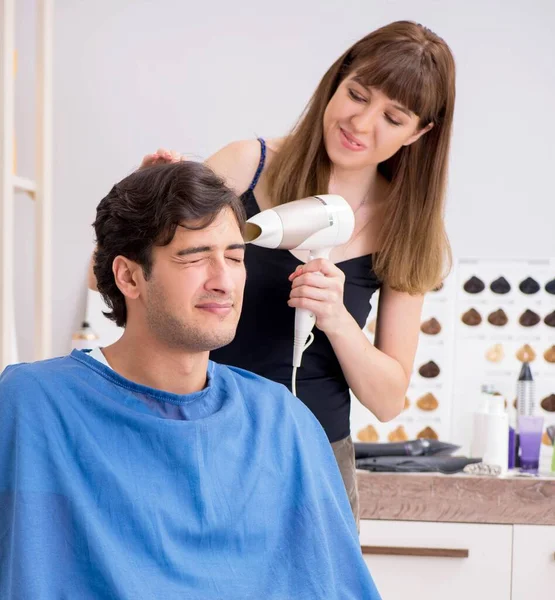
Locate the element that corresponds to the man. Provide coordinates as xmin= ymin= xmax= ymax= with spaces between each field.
xmin=0 ymin=162 xmax=380 ymax=599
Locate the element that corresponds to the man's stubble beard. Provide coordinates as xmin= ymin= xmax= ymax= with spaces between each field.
xmin=145 ymin=284 xmax=239 ymax=352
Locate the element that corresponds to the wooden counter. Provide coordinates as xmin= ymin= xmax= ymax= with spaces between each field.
xmin=357 ymin=470 xmax=555 ymax=525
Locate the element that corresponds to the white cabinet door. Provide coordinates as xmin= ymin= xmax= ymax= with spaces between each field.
xmin=360 ymin=520 xmax=512 ymax=600
xmin=512 ymin=525 xmax=555 ymax=599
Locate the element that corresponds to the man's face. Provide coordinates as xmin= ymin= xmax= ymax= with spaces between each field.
xmin=138 ymin=208 xmax=246 ymax=353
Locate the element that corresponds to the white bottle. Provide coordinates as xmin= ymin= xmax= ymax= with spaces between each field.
xmin=481 ymin=394 xmax=509 ymax=475
xmin=470 ymin=385 xmax=495 ymax=459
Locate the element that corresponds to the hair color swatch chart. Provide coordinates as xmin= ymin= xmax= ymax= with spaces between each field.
xmin=350 ymin=257 xmax=555 ymax=471
xmin=450 ymin=257 xmax=555 ymax=469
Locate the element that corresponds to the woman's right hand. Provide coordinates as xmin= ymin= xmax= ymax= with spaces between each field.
xmin=140 ymin=148 xmax=187 ymax=169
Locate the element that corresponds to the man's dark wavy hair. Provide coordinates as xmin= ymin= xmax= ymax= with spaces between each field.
xmin=93 ymin=161 xmax=245 ymax=327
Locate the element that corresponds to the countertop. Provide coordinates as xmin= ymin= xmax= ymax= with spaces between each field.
xmin=357 ymin=470 xmax=555 ymax=526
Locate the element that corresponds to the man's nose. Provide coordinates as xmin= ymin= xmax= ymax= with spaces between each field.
xmin=205 ymin=258 xmax=235 ymax=295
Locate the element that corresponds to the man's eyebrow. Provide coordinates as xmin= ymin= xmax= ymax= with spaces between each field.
xmin=175 ymin=243 xmax=246 ymax=257
xmin=351 ymin=77 xmax=413 ymax=117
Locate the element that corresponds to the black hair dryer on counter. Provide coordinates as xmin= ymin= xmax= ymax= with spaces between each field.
xmin=354 ymin=439 xmax=459 ymax=459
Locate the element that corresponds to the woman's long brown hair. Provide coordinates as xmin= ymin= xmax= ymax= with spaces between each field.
xmin=265 ymin=21 xmax=456 ymax=294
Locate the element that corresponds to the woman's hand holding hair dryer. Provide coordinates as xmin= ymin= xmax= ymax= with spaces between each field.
xmin=288 ymin=259 xmax=350 ymax=336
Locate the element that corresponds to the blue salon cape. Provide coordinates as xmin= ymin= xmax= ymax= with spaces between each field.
xmin=0 ymin=350 xmax=380 ymax=599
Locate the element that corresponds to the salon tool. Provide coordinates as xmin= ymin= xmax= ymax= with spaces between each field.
xmin=354 ymin=439 xmax=459 ymax=459
xmin=244 ymin=195 xmax=355 ymax=394
xmin=355 ymin=456 xmax=481 ymax=475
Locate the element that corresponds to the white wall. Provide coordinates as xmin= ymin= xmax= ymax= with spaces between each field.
xmin=14 ymin=0 xmax=555 ymax=360
xmin=14 ymin=0 xmax=37 ymax=361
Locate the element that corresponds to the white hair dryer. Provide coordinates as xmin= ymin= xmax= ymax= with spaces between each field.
xmin=244 ymin=195 xmax=355 ymax=373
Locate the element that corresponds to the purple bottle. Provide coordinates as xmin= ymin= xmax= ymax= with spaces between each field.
xmin=508 ymin=425 xmax=516 ymax=469
xmin=515 ymin=362 xmax=535 ymax=469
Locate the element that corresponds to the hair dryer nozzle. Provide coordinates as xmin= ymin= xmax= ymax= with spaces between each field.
xmin=244 ymin=194 xmax=354 ymax=252
xmin=244 ymin=208 xmax=283 ymax=248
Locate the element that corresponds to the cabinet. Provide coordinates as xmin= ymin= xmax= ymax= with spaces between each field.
xmin=512 ymin=525 xmax=555 ymax=599
xmin=360 ymin=520 xmax=513 ymax=600
xmin=357 ymin=472 xmax=555 ymax=598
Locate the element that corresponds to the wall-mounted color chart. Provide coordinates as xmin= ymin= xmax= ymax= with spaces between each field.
xmin=451 ymin=258 xmax=555 ymax=470
xmin=350 ymin=257 xmax=555 ymax=472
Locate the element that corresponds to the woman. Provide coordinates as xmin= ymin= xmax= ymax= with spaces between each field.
xmin=95 ymin=20 xmax=456 ymax=525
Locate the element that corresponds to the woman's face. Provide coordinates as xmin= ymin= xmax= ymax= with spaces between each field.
xmin=322 ymin=75 xmax=433 ymax=171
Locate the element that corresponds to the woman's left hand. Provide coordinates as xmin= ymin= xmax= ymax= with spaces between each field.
xmin=288 ymin=258 xmax=350 ymax=335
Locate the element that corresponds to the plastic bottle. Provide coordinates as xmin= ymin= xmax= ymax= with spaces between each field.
xmin=507 ymin=389 xmax=519 ymax=469
xmin=470 ymin=384 xmax=496 ymax=459
xmin=481 ymin=394 xmax=509 ymax=475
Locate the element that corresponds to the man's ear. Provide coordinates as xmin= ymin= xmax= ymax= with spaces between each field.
xmin=112 ymin=256 xmax=143 ymax=300
xmin=403 ymin=121 xmax=434 ymax=147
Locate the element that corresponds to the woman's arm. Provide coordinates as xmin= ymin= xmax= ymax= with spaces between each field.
xmin=327 ymin=285 xmax=424 ymax=422
xmin=204 ymin=140 xmax=263 ymax=195
xmin=137 ymin=141 xmax=262 ymax=194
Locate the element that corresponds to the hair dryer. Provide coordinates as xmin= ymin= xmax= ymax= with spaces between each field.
xmin=244 ymin=195 xmax=355 ymax=372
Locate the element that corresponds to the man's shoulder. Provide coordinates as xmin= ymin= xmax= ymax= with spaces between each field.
xmin=0 ymin=354 xmax=77 ymax=398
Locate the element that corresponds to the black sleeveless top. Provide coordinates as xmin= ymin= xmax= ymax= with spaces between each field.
xmin=210 ymin=139 xmax=382 ymax=442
